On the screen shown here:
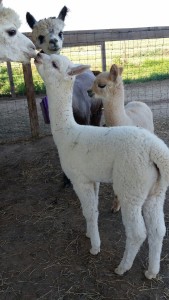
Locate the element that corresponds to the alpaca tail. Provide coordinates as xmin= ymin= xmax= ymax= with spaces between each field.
xmin=150 ymin=134 xmax=169 ymax=186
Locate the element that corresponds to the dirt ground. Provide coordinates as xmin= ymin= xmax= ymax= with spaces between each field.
xmin=1 ymin=119 xmax=169 ymax=300
xmin=1 ymin=79 xmax=169 ymax=299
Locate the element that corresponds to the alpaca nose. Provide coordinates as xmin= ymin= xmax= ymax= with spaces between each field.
xmin=87 ymin=89 xmax=94 ymax=97
xmin=49 ymin=38 xmax=57 ymax=46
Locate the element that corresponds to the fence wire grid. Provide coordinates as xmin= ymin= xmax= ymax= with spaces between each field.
xmin=1 ymin=28 xmax=169 ymax=143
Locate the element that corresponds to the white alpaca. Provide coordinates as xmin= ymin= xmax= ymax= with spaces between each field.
xmin=88 ymin=64 xmax=154 ymax=212
xmin=0 ymin=0 xmax=36 ymax=62
xmin=35 ymin=52 xmax=169 ymax=279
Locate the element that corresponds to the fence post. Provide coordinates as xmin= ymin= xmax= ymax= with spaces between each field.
xmin=101 ymin=42 xmax=107 ymax=71
xmin=7 ymin=62 xmax=16 ymax=98
xmin=22 ymin=63 xmax=39 ymax=138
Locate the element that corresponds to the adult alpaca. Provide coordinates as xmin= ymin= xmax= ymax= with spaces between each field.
xmin=35 ymin=52 xmax=169 ymax=279
xmin=26 ymin=6 xmax=103 ymax=124
xmin=0 ymin=0 xmax=36 ymax=63
xmin=88 ymin=63 xmax=154 ymax=212
xmin=26 ymin=7 xmax=103 ymax=187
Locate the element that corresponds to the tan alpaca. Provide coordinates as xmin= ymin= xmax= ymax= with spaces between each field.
xmin=88 ymin=64 xmax=154 ymax=212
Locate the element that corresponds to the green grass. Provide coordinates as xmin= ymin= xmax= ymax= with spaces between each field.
xmin=1 ymin=37 xmax=169 ymax=96
xmin=0 ymin=62 xmax=46 ymax=96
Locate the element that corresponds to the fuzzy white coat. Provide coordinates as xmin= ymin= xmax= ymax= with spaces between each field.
xmin=35 ymin=52 xmax=169 ymax=280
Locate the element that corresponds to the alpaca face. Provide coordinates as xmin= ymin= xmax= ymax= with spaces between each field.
xmin=34 ymin=53 xmax=90 ymax=86
xmin=0 ymin=4 xmax=36 ymax=63
xmin=31 ymin=18 xmax=65 ymax=54
xmin=88 ymin=64 xmax=123 ymax=100
xmin=34 ymin=53 xmax=74 ymax=88
xmin=26 ymin=6 xmax=69 ymax=55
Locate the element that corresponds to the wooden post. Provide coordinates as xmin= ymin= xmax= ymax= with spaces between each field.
xmin=101 ymin=42 xmax=107 ymax=71
xmin=22 ymin=63 xmax=39 ymax=138
xmin=7 ymin=62 xmax=16 ymax=98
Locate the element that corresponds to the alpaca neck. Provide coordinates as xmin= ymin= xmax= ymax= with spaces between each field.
xmin=103 ymin=82 xmax=127 ymax=126
xmin=46 ymin=79 xmax=76 ymax=135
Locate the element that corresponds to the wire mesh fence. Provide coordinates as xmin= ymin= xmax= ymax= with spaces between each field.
xmin=1 ymin=27 xmax=169 ymax=143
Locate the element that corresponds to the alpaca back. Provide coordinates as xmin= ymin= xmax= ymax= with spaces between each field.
xmin=73 ymin=70 xmax=103 ymax=125
xmin=125 ymin=101 xmax=154 ymax=132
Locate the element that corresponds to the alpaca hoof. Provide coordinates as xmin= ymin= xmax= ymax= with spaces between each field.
xmin=90 ymin=247 xmax=100 ymax=255
xmin=145 ymin=270 xmax=157 ymax=280
xmin=111 ymin=197 xmax=121 ymax=213
xmin=114 ymin=266 xmax=125 ymax=275
xmin=111 ymin=205 xmax=121 ymax=213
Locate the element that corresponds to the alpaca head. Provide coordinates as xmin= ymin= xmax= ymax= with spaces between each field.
xmin=88 ymin=64 xmax=123 ymax=100
xmin=34 ymin=52 xmax=90 ymax=88
xmin=26 ymin=6 xmax=69 ymax=55
xmin=0 ymin=0 xmax=36 ymax=63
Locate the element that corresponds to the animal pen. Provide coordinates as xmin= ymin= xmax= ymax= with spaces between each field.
xmin=1 ymin=26 xmax=169 ymax=143
xmin=1 ymin=27 xmax=169 ymax=299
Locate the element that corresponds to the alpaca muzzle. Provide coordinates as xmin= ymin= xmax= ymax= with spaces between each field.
xmin=34 ymin=52 xmax=43 ymax=64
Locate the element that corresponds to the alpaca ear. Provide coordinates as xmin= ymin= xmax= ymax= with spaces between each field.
xmin=109 ymin=64 xmax=119 ymax=81
xmin=68 ymin=65 xmax=90 ymax=76
xmin=26 ymin=12 xmax=37 ymax=29
xmin=58 ymin=6 xmax=69 ymax=21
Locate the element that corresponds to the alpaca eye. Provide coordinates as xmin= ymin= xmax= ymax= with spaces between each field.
xmin=98 ymin=84 xmax=106 ymax=89
xmin=52 ymin=61 xmax=58 ymax=69
xmin=38 ymin=35 xmax=45 ymax=44
xmin=58 ymin=31 xmax=63 ymax=39
xmin=7 ymin=29 xmax=16 ymax=36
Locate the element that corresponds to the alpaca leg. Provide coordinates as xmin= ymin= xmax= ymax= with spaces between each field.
xmin=85 ymin=182 xmax=100 ymax=236
xmin=115 ymin=202 xmax=147 ymax=275
xmin=85 ymin=182 xmax=100 ymax=238
xmin=73 ymin=182 xmax=100 ymax=255
xmin=143 ymin=192 xmax=166 ymax=279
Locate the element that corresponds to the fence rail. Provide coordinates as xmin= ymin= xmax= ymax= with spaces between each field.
xmin=25 ymin=26 xmax=169 ymax=71
xmin=25 ymin=26 xmax=169 ymax=45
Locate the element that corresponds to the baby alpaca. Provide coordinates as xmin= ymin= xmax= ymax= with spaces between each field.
xmin=88 ymin=64 xmax=154 ymax=131
xmin=0 ymin=0 xmax=36 ymax=62
xmin=88 ymin=64 xmax=154 ymax=212
xmin=35 ymin=52 xmax=169 ymax=279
